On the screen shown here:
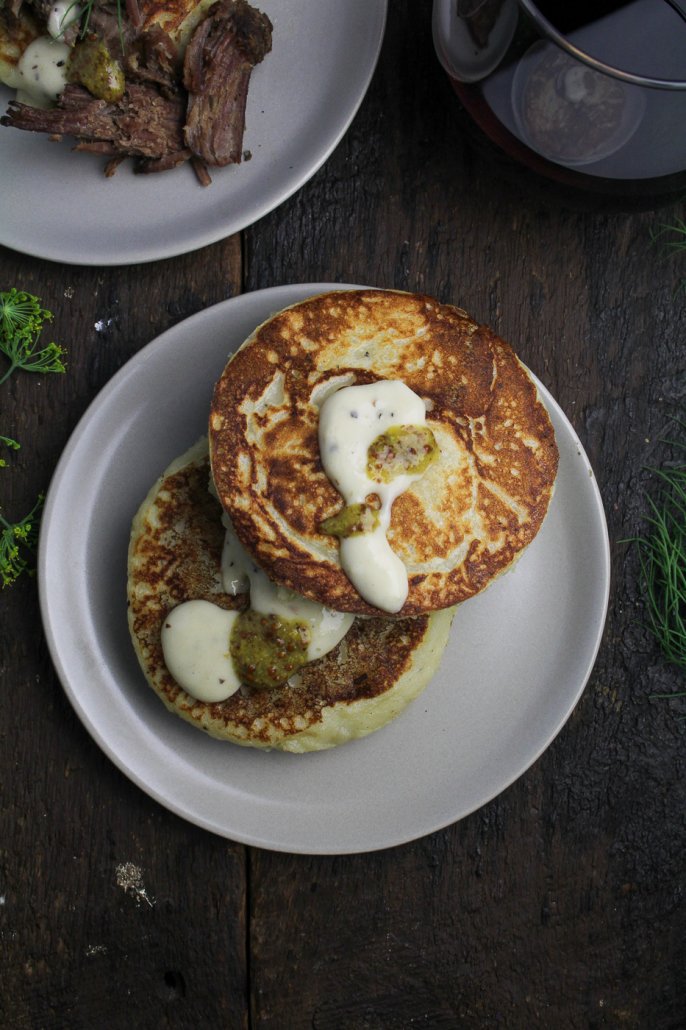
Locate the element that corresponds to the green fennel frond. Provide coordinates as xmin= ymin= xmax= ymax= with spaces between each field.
xmin=0 ymin=493 xmax=43 ymax=588
xmin=627 ymin=428 xmax=686 ymax=682
xmin=0 ymin=434 xmax=20 ymax=468
xmin=649 ymin=220 xmax=686 ymax=294
xmin=0 ymin=289 xmax=66 ymax=385
xmin=650 ymin=218 xmax=686 ymax=253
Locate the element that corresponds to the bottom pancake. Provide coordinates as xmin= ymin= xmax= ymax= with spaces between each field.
xmin=127 ymin=440 xmax=455 ymax=753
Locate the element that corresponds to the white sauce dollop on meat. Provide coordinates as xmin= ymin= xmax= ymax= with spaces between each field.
xmin=48 ymin=2 xmax=82 ymax=40
xmin=16 ymin=37 xmax=70 ymax=108
xmin=10 ymin=5 xmax=81 ymax=108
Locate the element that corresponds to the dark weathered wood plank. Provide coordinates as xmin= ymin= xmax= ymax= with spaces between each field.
xmin=244 ymin=3 xmax=686 ymax=1028
xmin=0 ymin=238 xmax=249 ymax=1029
xmin=1 ymin=0 xmax=685 ymax=1026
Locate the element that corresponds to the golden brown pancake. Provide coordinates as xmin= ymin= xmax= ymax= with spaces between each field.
xmin=209 ymin=289 xmax=559 ymax=618
xmin=127 ymin=440 xmax=454 ymax=752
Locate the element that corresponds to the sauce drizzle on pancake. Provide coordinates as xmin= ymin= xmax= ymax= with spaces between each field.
xmin=318 ymin=380 xmax=436 ymax=613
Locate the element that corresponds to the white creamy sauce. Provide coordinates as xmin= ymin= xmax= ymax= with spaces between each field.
xmin=16 ymin=36 xmax=70 ymax=108
xmin=161 ymin=504 xmax=354 ymax=703
xmin=48 ymin=2 xmax=82 ymax=40
xmin=161 ymin=600 xmax=241 ymax=704
xmin=221 ymin=514 xmax=354 ymax=660
xmin=318 ymin=380 xmax=430 ymax=613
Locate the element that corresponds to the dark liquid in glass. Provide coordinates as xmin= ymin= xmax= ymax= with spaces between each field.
xmin=450 ymin=0 xmax=686 ymax=197
xmin=534 ymin=1 xmax=635 ymax=34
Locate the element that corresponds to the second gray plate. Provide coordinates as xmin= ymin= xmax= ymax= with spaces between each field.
xmin=39 ymin=283 xmax=610 ymax=854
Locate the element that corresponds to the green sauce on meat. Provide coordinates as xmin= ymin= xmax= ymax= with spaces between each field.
xmin=68 ymin=40 xmax=125 ymax=103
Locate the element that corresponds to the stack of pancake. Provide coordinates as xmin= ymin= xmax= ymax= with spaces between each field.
xmin=127 ymin=289 xmax=559 ymax=752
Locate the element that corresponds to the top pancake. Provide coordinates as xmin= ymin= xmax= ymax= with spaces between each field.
xmin=209 ymin=289 xmax=559 ymax=617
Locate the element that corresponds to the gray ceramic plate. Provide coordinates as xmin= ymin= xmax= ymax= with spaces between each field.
xmin=39 ymin=283 xmax=610 ymax=854
xmin=0 ymin=1 xmax=386 ymax=266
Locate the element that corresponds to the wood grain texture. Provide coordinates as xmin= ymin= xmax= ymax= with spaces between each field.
xmin=1 ymin=0 xmax=685 ymax=1027
xmin=244 ymin=3 xmax=686 ymax=1028
xmin=0 ymin=240 xmax=248 ymax=1029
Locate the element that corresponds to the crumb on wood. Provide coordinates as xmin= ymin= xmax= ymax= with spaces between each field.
xmin=115 ymin=862 xmax=155 ymax=908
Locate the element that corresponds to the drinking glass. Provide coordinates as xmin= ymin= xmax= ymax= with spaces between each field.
xmin=433 ymin=0 xmax=686 ymax=196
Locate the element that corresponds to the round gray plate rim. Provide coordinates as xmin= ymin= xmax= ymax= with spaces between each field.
xmin=0 ymin=1 xmax=387 ymax=265
xmin=39 ymin=283 xmax=611 ymax=854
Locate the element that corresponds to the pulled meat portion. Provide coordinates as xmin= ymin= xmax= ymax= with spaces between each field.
xmin=183 ymin=0 xmax=272 ymax=165
xmin=3 ymin=83 xmax=190 ymax=169
xmin=0 ymin=0 xmax=273 ymax=184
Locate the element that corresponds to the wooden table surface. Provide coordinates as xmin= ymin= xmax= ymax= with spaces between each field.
xmin=1 ymin=3 xmax=684 ymax=1027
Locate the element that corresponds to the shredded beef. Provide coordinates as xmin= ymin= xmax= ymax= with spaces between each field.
xmin=183 ymin=0 xmax=272 ymax=166
xmin=2 ymin=0 xmax=273 ymax=184
xmin=125 ymin=0 xmax=142 ymax=29
xmin=1 ymin=82 xmax=190 ymax=171
xmin=124 ymin=26 xmax=182 ymax=94
xmin=86 ymin=0 xmax=145 ymax=61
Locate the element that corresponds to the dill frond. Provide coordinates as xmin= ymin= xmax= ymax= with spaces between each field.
xmin=0 ymin=289 xmax=66 ymax=385
xmin=0 ymin=494 xmax=44 ymax=588
xmin=0 ymin=434 xmax=20 ymax=468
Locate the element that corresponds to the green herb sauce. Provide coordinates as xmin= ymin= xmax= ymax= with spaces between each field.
xmin=230 ymin=610 xmax=310 ymax=689
xmin=68 ymin=39 xmax=125 ymax=103
xmin=367 ymin=424 xmax=439 ymax=483
xmin=319 ymin=501 xmax=380 ymax=539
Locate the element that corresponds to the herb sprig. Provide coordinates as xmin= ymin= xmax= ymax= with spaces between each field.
xmin=0 ymin=434 xmax=20 ymax=468
xmin=629 ymin=422 xmax=686 ymax=680
xmin=649 ymin=218 xmax=686 ymax=255
xmin=71 ymin=0 xmax=125 ymax=47
xmin=649 ymin=219 xmax=686 ymax=294
xmin=0 ymin=495 xmax=44 ymax=588
xmin=0 ymin=289 xmax=66 ymax=385
xmin=1 ymin=289 xmax=64 ymax=587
